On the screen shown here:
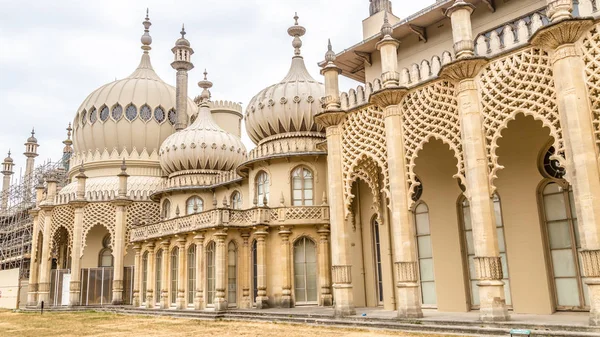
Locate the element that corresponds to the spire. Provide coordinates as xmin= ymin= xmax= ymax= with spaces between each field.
xmin=62 ymin=123 xmax=73 ymax=155
xmin=287 ymin=12 xmax=306 ymax=57
xmin=381 ymin=9 xmax=393 ymax=37
xmin=181 ymin=24 xmax=186 ymax=38
xmin=325 ymin=38 xmax=336 ymax=63
xmin=197 ymin=69 xmax=213 ymax=104
xmin=140 ymin=8 xmax=152 ymax=53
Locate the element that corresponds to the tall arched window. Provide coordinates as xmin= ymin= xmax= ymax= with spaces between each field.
xmin=291 ymin=166 xmax=314 ymax=206
xmin=142 ymin=251 xmax=148 ymax=304
xmin=252 ymin=240 xmax=258 ymax=303
xmin=187 ymin=244 xmax=196 ymax=305
xmin=155 ymin=249 xmax=163 ymax=304
xmin=228 ymin=242 xmax=237 ymax=305
xmin=372 ymin=217 xmax=384 ymax=305
xmin=460 ymin=194 xmax=511 ymax=308
xmin=256 ymin=171 xmax=269 ymax=206
xmin=414 ymin=202 xmax=436 ymax=306
xmin=162 ymin=199 xmax=171 ymax=219
xmin=206 ymin=241 xmax=216 ymax=305
xmin=186 ymin=196 xmax=204 ymax=215
xmin=294 ymin=237 xmax=318 ymax=304
xmin=98 ymin=234 xmax=113 ymax=267
xmin=231 ymin=191 xmax=242 ymax=210
xmin=540 ymin=182 xmax=588 ymax=309
xmin=170 ymin=247 xmax=179 ymax=306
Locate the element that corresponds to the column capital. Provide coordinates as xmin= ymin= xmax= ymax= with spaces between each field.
xmin=369 ymin=87 xmax=408 ymax=109
xmin=530 ymin=18 xmax=594 ymax=51
xmin=159 ymin=238 xmax=170 ymax=249
xmin=254 ymin=226 xmax=269 ymax=238
xmin=133 ymin=242 xmax=142 ymax=252
xmin=111 ymin=198 xmax=133 ymax=207
xmin=439 ymin=57 xmax=488 ymax=83
xmin=193 ymin=232 xmax=205 ymax=244
xmin=175 ymin=236 xmax=186 ymax=247
xmin=546 ymin=0 xmax=573 ymax=23
xmin=68 ymin=200 xmax=88 ymax=209
xmin=444 ymin=0 xmax=475 ymax=18
xmin=317 ymin=224 xmax=330 ymax=236
xmin=278 ymin=226 xmax=292 ymax=238
xmin=214 ymin=228 xmax=228 ymax=241
xmin=315 ymin=110 xmax=346 ymax=129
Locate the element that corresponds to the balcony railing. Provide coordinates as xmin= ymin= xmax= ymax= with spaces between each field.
xmin=129 ymin=205 xmax=330 ymax=242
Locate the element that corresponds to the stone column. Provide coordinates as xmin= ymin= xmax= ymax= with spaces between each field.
xmin=240 ymin=230 xmax=252 ymax=309
xmin=160 ymin=239 xmax=170 ymax=309
xmin=111 ymin=161 xmax=131 ymax=305
xmin=68 ymin=166 xmax=87 ymax=306
xmin=132 ymin=243 xmax=142 ymax=307
xmin=317 ymin=224 xmax=333 ymax=306
xmin=254 ymin=226 xmax=269 ymax=309
xmin=193 ymin=233 xmax=205 ymax=310
xmin=531 ymin=6 xmax=600 ymax=324
xmin=37 ymin=206 xmax=53 ymax=306
xmin=171 ymin=26 xmax=194 ymax=131
xmin=316 ymin=40 xmax=356 ymax=317
xmin=1 ymin=152 xmax=14 ymax=213
xmin=214 ymin=229 xmax=228 ymax=311
xmin=145 ymin=241 xmax=156 ymax=308
xmin=27 ymin=209 xmax=40 ymax=306
xmin=279 ymin=226 xmax=292 ymax=308
xmin=176 ymin=237 xmax=187 ymax=309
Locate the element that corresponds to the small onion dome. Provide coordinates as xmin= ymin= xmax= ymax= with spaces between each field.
xmin=3 ymin=151 xmax=13 ymax=164
xmin=27 ymin=129 xmax=37 ymax=143
xmin=175 ymin=24 xmax=190 ymax=47
xmin=245 ymin=14 xmax=325 ymax=145
xmin=159 ymin=73 xmax=247 ymax=175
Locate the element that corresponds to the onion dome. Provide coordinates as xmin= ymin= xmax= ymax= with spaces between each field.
xmin=2 ymin=151 xmax=14 ymax=175
xmin=159 ymin=71 xmax=247 ymax=176
xmin=175 ymin=24 xmax=190 ymax=47
xmin=3 ymin=151 xmax=13 ymax=165
xmin=27 ymin=129 xmax=38 ymax=143
xmin=245 ymin=13 xmax=325 ymax=145
xmin=72 ymin=10 xmax=196 ymax=162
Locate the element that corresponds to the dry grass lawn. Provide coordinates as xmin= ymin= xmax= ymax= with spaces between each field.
xmin=0 ymin=310 xmax=458 ymax=337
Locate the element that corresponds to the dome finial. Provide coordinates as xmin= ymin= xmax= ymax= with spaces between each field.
xmin=325 ymin=38 xmax=336 ymax=63
xmin=181 ymin=24 xmax=186 ymax=38
xmin=141 ymin=8 xmax=152 ymax=52
xmin=287 ymin=12 xmax=306 ymax=57
xmin=198 ymin=69 xmax=213 ymax=103
xmin=381 ymin=9 xmax=393 ymax=37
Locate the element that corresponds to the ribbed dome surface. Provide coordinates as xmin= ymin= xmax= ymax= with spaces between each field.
xmin=72 ymin=53 xmax=196 ymax=158
xmin=159 ymin=104 xmax=247 ymax=175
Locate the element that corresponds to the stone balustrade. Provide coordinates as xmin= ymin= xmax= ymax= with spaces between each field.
xmin=129 ymin=205 xmax=330 ymax=242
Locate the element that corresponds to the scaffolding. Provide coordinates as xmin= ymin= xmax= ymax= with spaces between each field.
xmin=0 ymin=153 xmax=70 ymax=279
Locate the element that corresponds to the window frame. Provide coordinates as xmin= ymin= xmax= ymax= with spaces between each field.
xmin=291 ymin=166 xmax=314 ymax=206
xmin=255 ymin=171 xmax=270 ymax=207
xmin=186 ymin=196 xmax=204 ymax=215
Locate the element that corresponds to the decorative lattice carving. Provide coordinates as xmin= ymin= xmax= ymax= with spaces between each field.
xmin=82 ymin=202 xmax=116 ymax=255
xmin=581 ymin=24 xmax=600 ymax=156
xmin=126 ymin=202 xmax=160 ymax=243
xmin=230 ymin=209 xmax=253 ymax=224
xmin=341 ymin=107 xmax=389 ymax=218
xmin=38 ymin=210 xmax=45 ymax=234
xmin=50 ymin=205 xmax=74 ymax=250
xmin=401 ymin=80 xmax=465 ymax=203
xmin=284 ymin=207 xmax=322 ymax=220
xmin=479 ymin=47 xmax=562 ymax=191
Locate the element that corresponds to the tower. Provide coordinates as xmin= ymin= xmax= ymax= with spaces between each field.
xmin=369 ymin=0 xmax=392 ymax=16
xmin=171 ymin=24 xmax=195 ymax=131
xmin=62 ymin=123 xmax=73 ymax=171
xmin=1 ymin=151 xmax=14 ymax=212
xmin=23 ymin=128 xmax=39 ymax=202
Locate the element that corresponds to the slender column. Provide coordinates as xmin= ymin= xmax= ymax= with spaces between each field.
xmin=171 ymin=26 xmax=194 ymax=131
xmin=27 ymin=209 xmax=40 ymax=306
xmin=160 ymin=239 xmax=170 ymax=309
xmin=176 ymin=237 xmax=187 ymax=309
xmin=69 ymin=204 xmax=86 ymax=305
xmin=214 ymin=229 xmax=228 ymax=311
xmin=145 ymin=242 xmax=156 ymax=308
xmin=1 ymin=152 xmax=14 ymax=213
xmin=37 ymin=206 xmax=53 ymax=306
xmin=317 ymin=225 xmax=332 ymax=306
xmin=316 ymin=41 xmax=355 ymax=316
xmin=239 ymin=231 xmax=251 ymax=309
xmin=255 ymin=226 xmax=269 ymax=309
xmin=193 ymin=233 xmax=205 ymax=310
xmin=279 ymin=226 xmax=292 ymax=308
xmin=132 ymin=243 xmax=142 ymax=307
xmin=23 ymin=130 xmax=39 ymax=203
xmin=532 ymin=6 xmax=600 ymax=324
xmin=112 ymin=161 xmax=131 ymax=305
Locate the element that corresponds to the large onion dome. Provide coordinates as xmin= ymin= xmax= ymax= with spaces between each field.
xmin=159 ymin=72 xmax=247 ymax=176
xmin=245 ymin=14 xmax=325 ymax=145
xmin=72 ymin=12 xmax=195 ymax=162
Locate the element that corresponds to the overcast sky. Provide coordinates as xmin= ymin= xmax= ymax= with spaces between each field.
xmin=0 ymin=0 xmax=432 ymax=179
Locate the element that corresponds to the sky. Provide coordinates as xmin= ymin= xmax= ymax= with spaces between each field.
xmin=0 ymin=0 xmax=433 ymax=179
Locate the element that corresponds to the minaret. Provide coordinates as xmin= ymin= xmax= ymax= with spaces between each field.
xmin=62 ymin=123 xmax=73 ymax=170
xmin=1 ymin=151 xmax=14 ymax=212
xmin=24 ymin=128 xmax=39 ymax=202
xmin=171 ymin=24 xmax=194 ymax=131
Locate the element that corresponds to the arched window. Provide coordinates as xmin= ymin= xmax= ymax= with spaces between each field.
xmin=291 ymin=166 xmax=314 ymax=206
xmin=293 ymin=237 xmax=318 ymax=304
xmin=168 ymin=109 xmax=177 ymax=125
xmin=111 ymin=104 xmax=123 ymax=120
xmin=142 ymin=251 xmax=148 ymax=304
xmin=252 ymin=240 xmax=258 ymax=303
xmin=81 ymin=110 xmax=87 ymax=126
xmin=99 ymin=106 xmax=109 ymax=122
xmin=539 ymin=182 xmax=588 ymax=309
xmin=460 ymin=194 xmax=511 ymax=308
xmin=154 ymin=107 xmax=165 ymax=123
xmin=186 ymin=196 xmax=204 ymax=215
xmin=162 ymin=199 xmax=171 ymax=219
xmin=414 ymin=202 xmax=436 ymax=306
xmin=187 ymin=244 xmax=196 ymax=305
xmin=90 ymin=107 xmax=98 ymax=124
xmin=170 ymin=247 xmax=179 ymax=305
xmin=98 ymin=234 xmax=113 ymax=267
xmin=231 ymin=191 xmax=242 ymax=210
xmin=372 ymin=217 xmax=383 ymax=304
xmin=155 ymin=249 xmax=163 ymax=304
xmin=140 ymin=104 xmax=152 ymax=121
xmin=206 ymin=241 xmax=216 ymax=305
xmin=256 ymin=171 xmax=269 ymax=206
xmin=125 ymin=104 xmax=138 ymax=121
xmin=228 ymin=242 xmax=237 ymax=305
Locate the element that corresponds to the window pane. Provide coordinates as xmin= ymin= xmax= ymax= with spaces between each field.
xmin=293 ymin=190 xmax=302 ymax=199
xmin=500 ymin=253 xmax=509 ymax=277
xmin=551 ymin=249 xmax=577 ymax=277
xmin=304 ymin=189 xmax=313 ymax=200
xmin=417 ymin=236 xmax=432 ymax=258
xmin=494 ymin=200 xmax=503 ymax=227
xmin=548 ymin=221 xmax=572 ymax=249
xmin=465 ymin=231 xmax=474 ymax=255
xmin=470 ymin=280 xmax=480 ymax=305
xmin=544 ymin=194 xmax=568 ymax=221
xmin=462 ymin=206 xmax=472 ymax=230
xmin=421 ymin=281 xmax=437 ymax=305
xmin=497 ymin=228 xmax=506 ymax=253
xmin=504 ymin=280 xmax=512 ymax=306
xmin=416 ymin=213 xmax=430 ymax=235
xmin=555 ymin=278 xmax=581 ymax=307
xmin=419 ymin=258 xmax=435 ymax=281
xmin=293 ymin=178 xmax=302 ymax=189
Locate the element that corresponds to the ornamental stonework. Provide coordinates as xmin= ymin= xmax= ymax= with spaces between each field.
xmin=581 ymin=23 xmax=600 ymax=157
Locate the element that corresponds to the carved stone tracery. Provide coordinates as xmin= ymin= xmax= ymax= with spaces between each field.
xmin=581 ymin=24 xmax=600 ymax=157
xmin=49 ymin=205 xmax=74 ymax=251
xmin=82 ymin=202 xmax=116 ymax=255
